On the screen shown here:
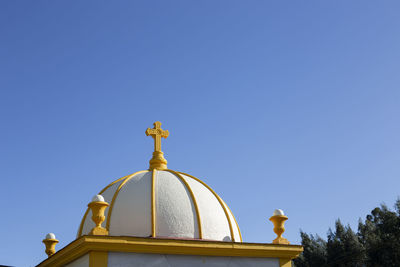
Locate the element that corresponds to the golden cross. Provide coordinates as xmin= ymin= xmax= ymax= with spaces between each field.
xmin=146 ymin=121 xmax=169 ymax=152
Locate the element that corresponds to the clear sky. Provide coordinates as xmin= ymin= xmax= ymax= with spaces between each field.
xmin=1 ymin=1 xmax=400 ymax=266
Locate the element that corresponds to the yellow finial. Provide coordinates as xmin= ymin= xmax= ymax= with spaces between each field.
xmin=88 ymin=195 xmax=109 ymax=236
xmin=269 ymin=209 xmax=290 ymax=245
xmin=146 ymin=121 xmax=169 ymax=170
xmin=42 ymin=233 xmax=59 ymax=258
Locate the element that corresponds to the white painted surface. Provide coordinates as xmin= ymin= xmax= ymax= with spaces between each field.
xmin=92 ymin=194 xmax=105 ymax=202
xmin=64 ymin=253 xmax=89 ymax=267
xmin=181 ymin=174 xmax=230 ymax=241
xmin=78 ymin=170 xmax=241 ymax=242
xmin=108 ymin=252 xmax=280 ymax=267
xmin=273 ymin=209 xmax=284 ymax=216
xmin=45 ymin=233 xmax=55 ymax=239
xmin=156 ymin=171 xmax=198 ymax=238
xmin=110 ymin=172 xmax=152 ymax=236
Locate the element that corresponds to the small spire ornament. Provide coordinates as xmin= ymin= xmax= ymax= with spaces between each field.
xmin=42 ymin=233 xmax=59 ymax=257
xmin=88 ymin=195 xmax=109 ymax=235
xmin=146 ymin=121 xmax=169 ymax=170
xmin=269 ymin=209 xmax=290 ymax=245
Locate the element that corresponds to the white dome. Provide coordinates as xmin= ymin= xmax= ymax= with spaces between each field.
xmin=78 ymin=170 xmax=242 ymax=242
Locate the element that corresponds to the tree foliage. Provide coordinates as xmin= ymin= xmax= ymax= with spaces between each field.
xmin=294 ymin=199 xmax=400 ymax=267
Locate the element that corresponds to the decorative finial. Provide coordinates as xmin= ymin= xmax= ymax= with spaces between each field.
xmin=269 ymin=209 xmax=290 ymax=244
xmin=145 ymin=121 xmax=169 ymax=170
xmin=88 ymin=195 xmax=109 ymax=235
xmin=42 ymin=233 xmax=59 ymax=257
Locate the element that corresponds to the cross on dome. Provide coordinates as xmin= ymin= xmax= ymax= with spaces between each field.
xmin=145 ymin=121 xmax=169 ymax=170
xmin=145 ymin=121 xmax=169 ymax=153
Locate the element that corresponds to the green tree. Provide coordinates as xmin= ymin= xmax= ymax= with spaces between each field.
xmin=326 ymin=220 xmax=365 ymax=266
xmin=296 ymin=199 xmax=400 ymax=267
xmin=293 ymin=232 xmax=327 ymax=267
xmin=358 ymin=200 xmax=400 ymax=266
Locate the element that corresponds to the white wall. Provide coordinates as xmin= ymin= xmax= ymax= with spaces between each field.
xmin=108 ymin=252 xmax=279 ymax=267
xmin=64 ymin=253 xmax=89 ymax=267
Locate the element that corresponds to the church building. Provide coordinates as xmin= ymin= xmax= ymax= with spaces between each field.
xmin=37 ymin=122 xmax=303 ymax=267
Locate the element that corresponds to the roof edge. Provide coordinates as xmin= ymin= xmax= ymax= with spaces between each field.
xmin=37 ymin=235 xmax=303 ymax=267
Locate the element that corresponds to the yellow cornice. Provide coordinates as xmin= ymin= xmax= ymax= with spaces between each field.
xmin=37 ymin=236 xmax=303 ymax=267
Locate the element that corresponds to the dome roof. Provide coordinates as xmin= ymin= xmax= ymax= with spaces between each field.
xmin=78 ymin=122 xmax=242 ymax=242
xmin=77 ymin=169 xmax=242 ymax=242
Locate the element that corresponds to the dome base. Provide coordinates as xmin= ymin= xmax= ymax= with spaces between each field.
xmin=149 ymin=151 xmax=168 ymax=170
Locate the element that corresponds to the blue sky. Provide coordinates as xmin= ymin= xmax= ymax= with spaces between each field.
xmin=1 ymin=1 xmax=400 ymax=266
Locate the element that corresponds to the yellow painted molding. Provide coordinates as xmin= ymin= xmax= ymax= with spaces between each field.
xmin=37 ymin=236 xmax=303 ymax=267
xmin=178 ymin=171 xmax=239 ymax=242
xmin=151 ymin=169 xmax=156 ymax=237
xmin=78 ymin=209 xmax=90 ymax=238
xmin=279 ymin=258 xmax=292 ymax=267
xmin=106 ymin=170 xmax=149 ymax=230
xmin=78 ymin=174 xmax=131 ymax=237
xmin=89 ymin=251 xmax=108 ymax=267
xmin=225 ymin=202 xmax=243 ymax=242
xmin=166 ymin=170 xmax=203 ymax=239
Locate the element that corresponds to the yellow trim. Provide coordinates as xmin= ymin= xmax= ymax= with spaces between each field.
xmin=225 ymin=201 xmax=243 ymax=242
xmin=166 ymin=170 xmax=203 ymax=239
xmin=178 ymin=171 xmax=239 ymax=242
xmin=151 ymin=169 xmax=156 ymax=237
xmin=279 ymin=258 xmax=292 ymax=267
xmin=89 ymin=251 xmax=108 ymax=267
xmin=37 ymin=236 xmax=303 ymax=267
xmin=78 ymin=209 xmax=90 ymax=237
xmin=106 ymin=170 xmax=149 ymax=230
xmin=78 ymin=174 xmax=131 ymax=237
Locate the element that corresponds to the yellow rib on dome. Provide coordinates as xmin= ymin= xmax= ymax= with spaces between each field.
xmin=177 ymin=171 xmax=242 ymax=242
xmin=151 ymin=169 xmax=157 ymax=237
xmin=105 ymin=170 xmax=149 ymax=231
xmin=166 ymin=169 xmax=203 ymax=239
xmin=77 ymin=174 xmax=132 ymax=237
xmin=224 ymin=201 xmax=243 ymax=242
